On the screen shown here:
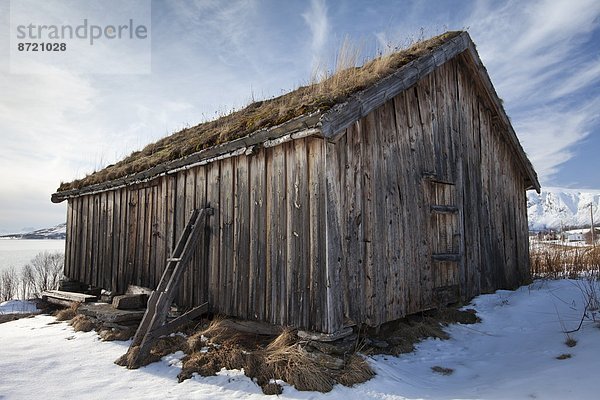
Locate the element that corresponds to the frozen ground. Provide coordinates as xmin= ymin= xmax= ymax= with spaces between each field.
xmin=0 ymin=279 xmax=598 ymax=399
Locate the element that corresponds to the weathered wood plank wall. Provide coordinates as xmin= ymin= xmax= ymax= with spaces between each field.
xmin=65 ymin=137 xmax=330 ymax=332
xmin=331 ymin=56 xmax=529 ymax=328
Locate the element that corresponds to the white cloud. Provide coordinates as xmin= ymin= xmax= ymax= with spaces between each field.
xmin=514 ymin=100 xmax=598 ymax=182
xmin=551 ymin=57 xmax=600 ymax=99
xmin=302 ymin=0 xmax=330 ymax=72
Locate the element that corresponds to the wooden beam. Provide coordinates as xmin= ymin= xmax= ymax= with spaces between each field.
xmin=432 ymin=253 xmax=461 ymax=262
xmin=42 ymin=290 xmax=97 ymax=303
xmin=431 ymin=205 xmax=459 ymax=214
xmin=150 ymin=303 xmax=209 ymax=338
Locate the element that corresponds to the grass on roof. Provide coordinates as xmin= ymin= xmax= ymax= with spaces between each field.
xmin=58 ymin=31 xmax=461 ymax=192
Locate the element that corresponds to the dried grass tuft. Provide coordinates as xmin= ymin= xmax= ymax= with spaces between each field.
xmin=55 ymin=303 xmax=80 ymax=321
xmin=333 ymin=354 xmax=374 ymax=387
xmin=178 ymin=325 xmax=375 ymax=393
xmin=152 ymin=335 xmax=187 ymax=358
xmin=69 ymin=314 xmax=95 ymax=332
xmin=186 ymin=331 xmax=207 ymax=353
xmin=264 ymin=329 xmax=335 ymax=392
xmin=261 ymin=382 xmax=283 ymax=395
xmin=178 ymin=351 xmax=221 ymax=382
xmin=99 ymin=327 xmax=135 ymax=342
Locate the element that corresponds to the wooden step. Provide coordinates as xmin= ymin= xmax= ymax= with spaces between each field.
xmin=42 ymin=290 xmax=97 ymax=305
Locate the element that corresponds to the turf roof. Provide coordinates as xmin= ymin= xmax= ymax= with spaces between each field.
xmin=57 ymin=31 xmax=462 ymax=192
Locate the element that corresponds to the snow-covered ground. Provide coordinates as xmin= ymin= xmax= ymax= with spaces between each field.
xmin=0 ymin=279 xmax=598 ymax=399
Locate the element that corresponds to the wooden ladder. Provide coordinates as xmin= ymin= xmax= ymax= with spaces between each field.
xmin=116 ymin=207 xmax=212 ymax=369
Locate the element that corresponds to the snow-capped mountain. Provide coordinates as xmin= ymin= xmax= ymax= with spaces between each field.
xmin=0 ymin=223 xmax=66 ymax=239
xmin=527 ymin=187 xmax=600 ymax=230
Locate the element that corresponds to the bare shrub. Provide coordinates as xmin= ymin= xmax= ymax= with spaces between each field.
xmin=0 ymin=267 xmax=18 ymax=301
xmin=27 ymin=251 xmax=64 ymax=297
xmin=20 ymin=264 xmax=35 ymax=300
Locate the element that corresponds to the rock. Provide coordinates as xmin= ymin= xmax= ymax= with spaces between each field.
xmin=303 ymin=349 xmax=345 ymax=370
xmin=112 ymin=294 xmax=148 ymax=310
xmin=370 ymin=339 xmax=389 ymax=349
xmin=308 ymin=334 xmax=357 ymax=355
xmin=297 ymin=326 xmax=354 ymax=342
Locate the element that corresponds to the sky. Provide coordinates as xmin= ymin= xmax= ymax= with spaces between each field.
xmin=0 ymin=0 xmax=599 ymax=232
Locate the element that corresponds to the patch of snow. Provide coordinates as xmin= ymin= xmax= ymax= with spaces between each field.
xmin=0 ymin=280 xmax=598 ymax=399
xmin=0 ymin=300 xmax=38 ymax=314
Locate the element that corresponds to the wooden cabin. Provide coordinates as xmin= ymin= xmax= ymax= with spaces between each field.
xmin=52 ymin=32 xmax=540 ymax=334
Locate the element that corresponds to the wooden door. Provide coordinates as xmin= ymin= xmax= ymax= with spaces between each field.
xmin=426 ymin=180 xmax=463 ymax=304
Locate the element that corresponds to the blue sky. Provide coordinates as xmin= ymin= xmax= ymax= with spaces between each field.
xmin=0 ymin=0 xmax=599 ymax=232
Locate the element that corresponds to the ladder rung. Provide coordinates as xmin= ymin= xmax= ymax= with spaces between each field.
xmin=167 ymin=257 xmax=181 ymax=262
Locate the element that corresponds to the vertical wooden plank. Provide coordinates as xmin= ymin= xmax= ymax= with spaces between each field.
xmin=286 ymin=139 xmax=309 ymax=328
xmin=64 ymin=200 xmax=73 ymax=279
xmin=104 ymin=191 xmax=114 ymax=290
xmin=111 ymin=190 xmax=121 ymax=292
xmin=149 ymin=184 xmax=158 ymax=288
xmin=174 ymin=172 xmax=186 ymax=304
xmin=219 ymin=158 xmax=234 ymax=315
xmin=92 ymin=194 xmax=101 ymax=287
xmin=155 ymin=178 xmax=166 ymax=288
xmin=98 ymin=192 xmax=105 ymax=289
xmin=183 ymin=170 xmax=196 ymax=308
xmin=265 ymin=146 xmax=287 ymax=326
xmin=345 ymin=121 xmax=367 ymax=324
xmin=361 ymin=110 xmax=376 ymax=326
xmin=136 ymin=188 xmax=147 ymax=287
xmin=194 ymin=166 xmax=208 ymax=305
xmin=206 ymin=162 xmax=221 ymax=311
xmin=119 ymin=188 xmax=129 ymax=294
xmin=325 ymin=135 xmax=346 ymax=333
xmin=166 ymin=176 xmax=176 ymax=259
xmin=141 ymin=187 xmax=149 ymax=288
xmin=249 ymin=148 xmax=267 ymax=321
xmin=126 ymin=189 xmax=138 ymax=287
xmin=71 ymin=197 xmax=80 ymax=282
xmin=308 ymin=138 xmax=326 ymax=332
xmin=234 ymin=155 xmax=250 ymax=318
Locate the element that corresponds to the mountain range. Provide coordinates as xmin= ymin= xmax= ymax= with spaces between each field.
xmin=527 ymin=187 xmax=600 ymax=231
xmin=0 ymin=223 xmax=67 ymax=240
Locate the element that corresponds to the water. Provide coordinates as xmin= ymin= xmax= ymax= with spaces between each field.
xmin=0 ymin=240 xmax=66 ymax=274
